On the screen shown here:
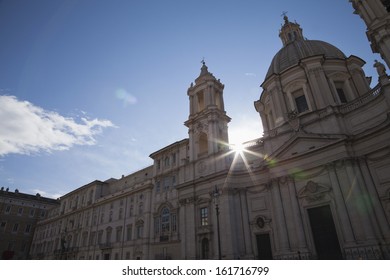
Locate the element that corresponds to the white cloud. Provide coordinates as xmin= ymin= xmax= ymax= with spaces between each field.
xmin=245 ymin=72 xmax=256 ymax=77
xmin=0 ymin=95 xmax=115 ymax=156
xmin=115 ymin=88 xmax=137 ymax=106
xmin=33 ymin=189 xmax=63 ymax=199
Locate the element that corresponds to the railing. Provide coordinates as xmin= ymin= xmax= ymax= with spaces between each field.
xmin=242 ymin=138 xmax=263 ymax=148
xmin=344 ymin=244 xmax=387 ymax=260
xmin=340 ymin=85 xmax=382 ymax=114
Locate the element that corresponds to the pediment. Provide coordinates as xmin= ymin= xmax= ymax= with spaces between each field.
xmin=298 ymin=181 xmax=331 ymax=202
xmin=270 ymin=133 xmax=343 ymax=161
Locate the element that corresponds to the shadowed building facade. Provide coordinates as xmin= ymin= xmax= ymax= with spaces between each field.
xmin=29 ymin=8 xmax=390 ymax=260
xmin=0 ymin=188 xmax=59 ymax=259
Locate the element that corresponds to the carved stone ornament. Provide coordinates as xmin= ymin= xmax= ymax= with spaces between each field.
xmin=196 ymin=121 xmax=208 ymax=134
xmin=287 ymin=110 xmax=300 ymax=132
xmin=179 ymin=196 xmax=197 ymax=206
xmin=197 ymin=160 xmax=207 ymax=174
xmin=252 ymin=215 xmax=271 ymax=229
xmin=298 ymin=181 xmax=331 ymax=203
xmin=256 ymin=217 xmax=265 ymax=228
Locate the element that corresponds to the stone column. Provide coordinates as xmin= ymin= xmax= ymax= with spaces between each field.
xmin=270 ymin=180 xmax=290 ymax=255
xmin=344 ymin=159 xmax=376 ymax=240
xmin=358 ymin=157 xmax=390 ymax=238
xmin=270 ymin=87 xmax=285 ymax=127
xmin=327 ymin=162 xmax=356 ymax=244
xmin=239 ymin=189 xmax=253 ymax=257
xmin=286 ymin=177 xmax=307 ymax=251
xmin=179 ymin=197 xmax=197 ymax=259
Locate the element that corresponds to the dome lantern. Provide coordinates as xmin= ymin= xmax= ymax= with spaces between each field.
xmin=279 ymin=15 xmax=304 ymax=46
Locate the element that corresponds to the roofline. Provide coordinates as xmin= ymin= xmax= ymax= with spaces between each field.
xmin=149 ymin=138 xmax=189 ymax=159
xmin=0 ymin=189 xmax=59 ymax=204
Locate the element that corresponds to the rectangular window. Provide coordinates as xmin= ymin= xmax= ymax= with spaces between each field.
xmin=126 ymin=225 xmax=133 ymax=241
xmin=18 ymin=207 xmax=23 ymax=215
xmin=29 ymin=209 xmax=35 ymax=217
xmin=129 ymin=206 xmax=134 ymax=216
xmin=1 ymin=221 xmax=6 ymax=231
xmin=116 ymin=227 xmax=122 ymax=242
xmin=172 ymin=176 xmax=176 ymax=188
xmin=157 ymin=160 xmax=161 ymax=170
xmin=295 ymin=94 xmax=309 ymax=113
xmin=172 ymin=153 xmax=176 ymax=165
xmin=200 ymin=207 xmax=208 ymax=226
xmin=5 ymin=205 xmax=11 ymax=213
xmin=137 ymin=225 xmax=143 ymax=239
xmin=336 ymin=88 xmax=347 ymax=103
xmin=25 ymin=224 xmax=31 ymax=234
xmin=163 ymin=177 xmax=170 ymax=191
xmin=119 ymin=208 xmax=123 ymax=220
xmin=98 ymin=230 xmax=103 ymax=244
xmin=12 ymin=223 xmax=19 ymax=233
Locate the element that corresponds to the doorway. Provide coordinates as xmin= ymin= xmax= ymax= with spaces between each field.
xmin=307 ymin=205 xmax=342 ymax=259
xmin=256 ymin=233 xmax=273 ymax=260
xmin=201 ymin=237 xmax=209 ymax=259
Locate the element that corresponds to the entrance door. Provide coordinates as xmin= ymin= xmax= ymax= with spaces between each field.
xmin=256 ymin=233 xmax=273 ymax=260
xmin=201 ymin=238 xmax=209 ymax=259
xmin=307 ymin=205 xmax=342 ymax=259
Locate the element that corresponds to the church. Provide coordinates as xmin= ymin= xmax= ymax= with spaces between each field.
xmin=29 ymin=1 xmax=390 ymax=260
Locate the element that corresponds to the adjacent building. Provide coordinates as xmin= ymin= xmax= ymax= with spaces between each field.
xmin=29 ymin=6 xmax=390 ymax=260
xmin=0 ymin=188 xmax=59 ymax=259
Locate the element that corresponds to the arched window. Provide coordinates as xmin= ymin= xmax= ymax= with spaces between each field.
xmin=197 ymin=91 xmax=205 ymax=112
xmin=161 ymin=208 xmax=170 ymax=234
xmin=164 ymin=156 xmax=170 ymax=167
xmin=155 ymin=207 xmax=177 ymax=241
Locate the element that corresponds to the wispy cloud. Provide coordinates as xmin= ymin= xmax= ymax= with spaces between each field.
xmin=245 ymin=72 xmax=256 ymax=77
xmin=115 ymin=88 xmax=137 ymax=106
xmin=0 ymin=95 xmax=115 ymax=156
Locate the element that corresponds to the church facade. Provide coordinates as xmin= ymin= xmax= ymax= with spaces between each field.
xmin=29 ymin=5 xmax=390 ymax=260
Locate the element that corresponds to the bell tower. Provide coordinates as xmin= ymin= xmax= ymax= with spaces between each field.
xmin=350 ymin=0 xmax=390 ymax=67
xmin=185 ymin=61 xmax=231 ymax=162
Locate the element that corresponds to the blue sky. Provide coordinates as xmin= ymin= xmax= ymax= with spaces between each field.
xmin=0 ymin=0 xmax=382 ymax=198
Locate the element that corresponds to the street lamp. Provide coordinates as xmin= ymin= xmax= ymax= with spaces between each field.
xmin=211 ymin=185 xmax=222 ymax=260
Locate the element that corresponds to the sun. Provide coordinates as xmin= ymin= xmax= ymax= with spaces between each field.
xmin=231 ymin=142 xmax=245 ymax=154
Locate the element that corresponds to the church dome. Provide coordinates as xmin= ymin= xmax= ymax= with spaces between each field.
xmin=265 ymin=15 xmax=346 ymax=80
xmin=265 ymin=39 xmax=346 ymax=79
